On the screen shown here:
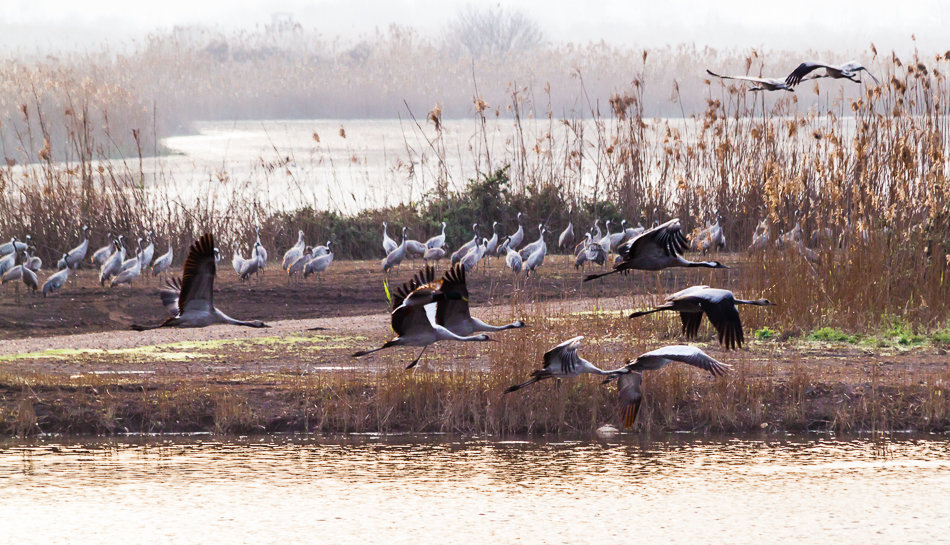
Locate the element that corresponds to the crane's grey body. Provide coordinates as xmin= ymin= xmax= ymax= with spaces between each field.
xmin=523 ymin=228 xmax=547 ymax=274
xmin=0 ymin=237 xmax=28 ymax=256
xmin=42 ymin=261 xmax=70 ymax=296
xmin=559 ymin=221 xmax=574 ymax=249
xmin=60 ymin=226 xmax=90 ymax=270
xmin=382 ymin=222 xmax=398 ymax=255
xmin=519 ymin=224 xmax=546 ymax=259
xmin=435 ymin=263 xmax=526 ymax=336
xmin=91 ymin=234 xmax=114 ymax=268
xmin=21 ymin=265 xmax=38 ymax=292
xmin=460 ymin=238 xmax=482 ymax=272
xmin=426 ymin=222 xmax=447 ymax=249
xmin=405 ymin=239 xmax=427 ymax=258
xmin=423 ymin=247 xmax=446 ymax=263
xmin=240 ymin=243 xmax=265 ymax=279
xmin=282 ymin=230 xmax=306 ymax=270
xmin=311 ymin=241 xmax=331 ymax=258
xmin=111 ymin=239 xmax=144 ymax=287
xmin=599 ymin=220 xmax=614 ymax=254
xmin=609 ymin=220 xmax=628 ymax=250
xmin=304 ymin=243 xmax=333 ymax=278
xmin=484 ymin=222 xmax=500 ymax=255
xmin=139 ymin=231 xmax=155 ymax=270
xmin=451 ymin=224 xmax=479 ymax=265
xmin=254 ymin=226 xmax=267 ymax=268
xmin=501 ymin=213 xmax=524 ymax=254
xmin=151 ymin=242 xmax=174 ymax=276
xmin=99 ymin=237 xmax=126 ymax=285
xmin=382 ymin=227 xmax=409 ymax=273
xmin=503 ymin=238 xmax=523 ymax=273
xmin=120 ymin=238 xmax=143 ymax=272
xmin=2 ymin=264 xmax=23 ymax=283
xmin=24 ymin=249 xmax=42 ymax=272
xmin=287 ymin=245 xmax=312 ymax=277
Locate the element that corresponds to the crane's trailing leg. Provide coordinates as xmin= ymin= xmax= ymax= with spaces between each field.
xmin=406 ymin=345 xmax=429 ymax=370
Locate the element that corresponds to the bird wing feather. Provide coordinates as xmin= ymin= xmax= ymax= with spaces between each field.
xmin=617 ymin=372 xmax=643 ymax=428
xmin=178 ymin=233 xmax=216 ymax=315
xmin=391 ymin=265 xmax=436 ymax=311
xmin=679 ymin=311 xmax=704 ymax=338
xmin=160 ymin=277 xmax=182 ymax=316
xmin=436 ymin=264 xmax=471 ymax=330
xmin=785 ymin=62 xmax=834 ymax=85
xmin=699 ymin=297 xmax=744 ymax=350
xmin=706 ymin=69 xmax=773 ymax=85
xmin=622 ymin=219 xmax=688 ymax=262
xmin=636 ymin=345 xmax=731 ymax=376
xmin=543 ymin=336 xmax=583 ymax=374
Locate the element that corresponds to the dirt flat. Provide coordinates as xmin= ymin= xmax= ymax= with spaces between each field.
xmin=0 ymin=253 xmax=743 ymax=340
xmin=1 ymin=252 xmax=948 ymax=436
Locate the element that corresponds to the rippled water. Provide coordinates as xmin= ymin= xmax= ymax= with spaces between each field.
xmin=2 ymin=435 xmax=948 ymax=544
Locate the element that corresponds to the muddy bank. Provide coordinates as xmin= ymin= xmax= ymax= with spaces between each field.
xmin=0 ymin=254 xmax=746 ymax=340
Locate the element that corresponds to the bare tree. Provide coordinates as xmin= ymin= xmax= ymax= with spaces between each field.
xmin=446 ymin=6 xmax=544 ymax=58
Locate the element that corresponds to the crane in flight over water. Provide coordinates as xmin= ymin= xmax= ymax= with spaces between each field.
xmin=628 ymin=286 xmax=775 ymax=350
xmin=785 ymin=61 xmax=879 ymax=86
xmin=504 ymin=336 xmax=612 ymax=393
xmin=604 ymin=345 xmax=731 ymax=428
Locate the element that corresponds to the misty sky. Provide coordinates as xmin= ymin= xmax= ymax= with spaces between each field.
xmin=2 ymin=0 xmax=947 ymax=54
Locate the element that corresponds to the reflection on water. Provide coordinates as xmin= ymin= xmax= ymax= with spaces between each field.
xmin=1 ymin=435 xmax=948 ymax=544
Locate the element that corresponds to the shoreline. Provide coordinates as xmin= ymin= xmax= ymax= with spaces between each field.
xmin=2 ymin=256 xmax=948 ymax=438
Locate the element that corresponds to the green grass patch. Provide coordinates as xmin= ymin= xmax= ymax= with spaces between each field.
xmin=931 ymin=327 xmax=950 ymax=345
xmin=754 ymin=327 xmax=776 ymax=341
xmin=808 ymin=327 xmax=861 ymax=344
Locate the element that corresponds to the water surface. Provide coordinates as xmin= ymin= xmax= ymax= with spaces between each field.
xmin=1 ymin=435 xmax=947 ymax=544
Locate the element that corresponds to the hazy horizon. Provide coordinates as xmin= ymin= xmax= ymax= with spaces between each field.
xmin=2 ymin=0 xmax=947 ymax=55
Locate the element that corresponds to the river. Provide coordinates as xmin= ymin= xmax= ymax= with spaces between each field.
xmin=2 ymin=434 xmax=947 ymax=543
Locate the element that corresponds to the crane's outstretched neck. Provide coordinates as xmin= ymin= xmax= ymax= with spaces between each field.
xmin=216 ymin=309 xmax=269 ymax=328
xmin=471 ymin=318 xmax=526 ymax=332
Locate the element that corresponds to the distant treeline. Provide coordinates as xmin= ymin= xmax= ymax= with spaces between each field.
xmin=0 ymin=20 xmax=887 ymax=162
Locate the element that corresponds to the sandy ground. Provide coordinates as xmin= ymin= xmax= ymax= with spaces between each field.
xmin=0 ymin=254 xmax=747 ymax=340
xmin=2 ymin=252 xmax=948 ymax=436
xmin=1 ymin=252 xmax=945 ymax=381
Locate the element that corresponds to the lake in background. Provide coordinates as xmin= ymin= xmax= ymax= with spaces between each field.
xmin=2 ymin=434 xmax=947 ymax=544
